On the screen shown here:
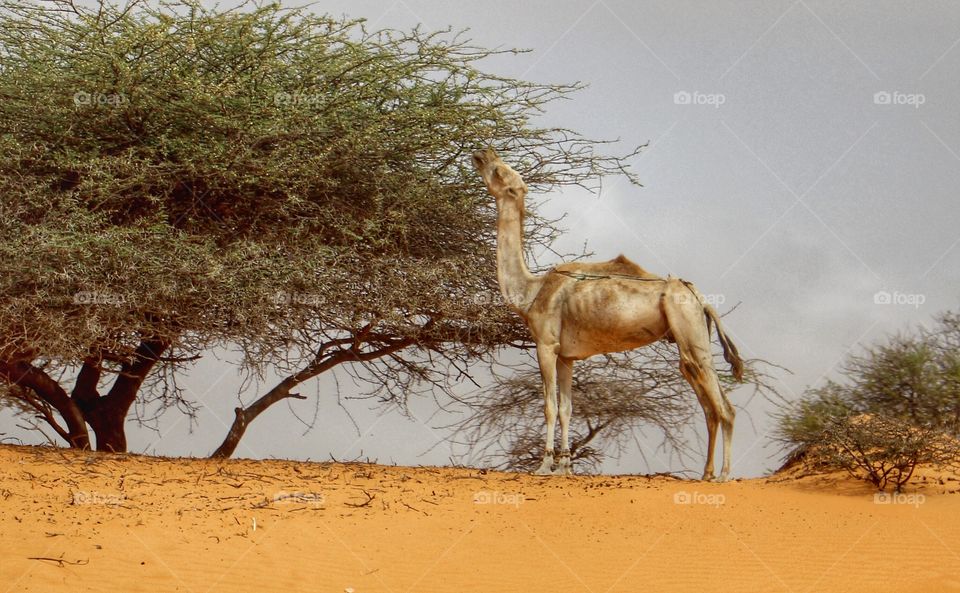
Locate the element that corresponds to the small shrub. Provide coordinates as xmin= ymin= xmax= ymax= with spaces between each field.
xmin=816 ymin=414 xmax=959 ymax=491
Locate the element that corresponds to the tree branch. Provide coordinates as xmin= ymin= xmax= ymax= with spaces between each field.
xmin=0 ymin=360 xmax=90 ymax=449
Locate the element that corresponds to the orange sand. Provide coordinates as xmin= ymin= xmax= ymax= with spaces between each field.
xmin=1 ymin=444 xmax=958 ymax=593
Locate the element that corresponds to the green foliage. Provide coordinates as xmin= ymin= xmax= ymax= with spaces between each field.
xmin=775 ymin=384 xmax=854 ymax=451
xmin=0 ymin=0 xmax=640 ymax=445
xmin=775 ymin=311 xmax=960 ymax=486
xmin=0 ymin=0 xmax=638 ymax=364
xmin=845 ymin=331 xmax=960 ymax=436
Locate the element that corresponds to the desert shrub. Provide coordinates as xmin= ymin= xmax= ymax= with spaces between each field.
xmin=775 ymin=310 xmax=960 ymax=487
xmin=815 ymin=414 xmax=959 ymax=491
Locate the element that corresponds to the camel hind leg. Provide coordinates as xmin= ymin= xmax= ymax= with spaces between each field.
xmin=661 ymin=283 xmax=736 ymax=481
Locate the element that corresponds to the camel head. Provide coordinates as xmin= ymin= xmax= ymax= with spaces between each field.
xmin=472 ymin=148 xmax=528 ymax=206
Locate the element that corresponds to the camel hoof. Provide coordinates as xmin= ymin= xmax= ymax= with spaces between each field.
xmin=533 ymin=461 xmax=555 ymax=476
xmin=701 ymin=473 xmax=716 ymax=482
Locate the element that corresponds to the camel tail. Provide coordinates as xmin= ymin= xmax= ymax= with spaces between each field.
xmin=704 ymin=304 xmax=744 ymax=382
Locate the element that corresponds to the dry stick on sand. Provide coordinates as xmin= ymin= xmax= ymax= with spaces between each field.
xmin=344 ymin=490 xmax=375 ymax=508
xmin=400 ymin=500 xmax=429 ymax=516
xmin=28 ymin=555 xmax=89 ymax=567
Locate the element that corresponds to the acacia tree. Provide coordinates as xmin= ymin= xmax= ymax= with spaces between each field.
xmin=0 ymin=0 xmax=640 ymax=453
xmin=453 ymin=344 xmax=778 ymax=474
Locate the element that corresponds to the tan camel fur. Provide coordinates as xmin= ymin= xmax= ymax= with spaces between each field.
xmin=472 ymin=148 xmax=744 ymax=481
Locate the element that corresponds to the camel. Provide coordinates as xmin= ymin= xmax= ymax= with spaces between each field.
xmin=472 ymin=148 xmax=744 ymax=481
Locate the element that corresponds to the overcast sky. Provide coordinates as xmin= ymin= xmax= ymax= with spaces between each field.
xmin=3 ymin=0 xmax=958 ymax=477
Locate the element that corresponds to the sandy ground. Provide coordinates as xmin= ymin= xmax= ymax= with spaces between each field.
xmin=1 ymin=444 xmax=959 ymax=593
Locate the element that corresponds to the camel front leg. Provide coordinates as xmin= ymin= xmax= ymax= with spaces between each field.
xmin=533 ymin=343 xmax=559 ymax=475
xmin=556 ymin=357 xmax=574 ymax=475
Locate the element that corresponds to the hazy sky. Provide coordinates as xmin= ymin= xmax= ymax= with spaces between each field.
xmin=3 ymin=0 xmax=958 ymax=477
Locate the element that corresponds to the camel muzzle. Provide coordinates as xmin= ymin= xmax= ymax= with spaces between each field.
xmin=472 ymin=148 xmax=498 ymax=170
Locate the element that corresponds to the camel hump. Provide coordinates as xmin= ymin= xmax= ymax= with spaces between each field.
xmin=553 ymin=255 xmax=659 ymax=279
xmin=603 ymin=255 xmax=655 ymax=277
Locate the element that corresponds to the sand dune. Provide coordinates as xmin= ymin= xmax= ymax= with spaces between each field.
xmin=1 ymin=444 xmax=958 ymax=593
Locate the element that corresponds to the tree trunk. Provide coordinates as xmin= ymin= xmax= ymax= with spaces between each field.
xmin=87 ymin=402 xmax=128 ymax=452
xmin=83 ymin=338 xmax=169 ymax=452
xmin=1 ymin=339 xmax=167 ymax=451
xmin=210 ymin=377 xmax=305 ymax=459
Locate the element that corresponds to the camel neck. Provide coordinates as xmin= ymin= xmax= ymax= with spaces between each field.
xmin=495 ymin=199 xmax=539 ymax=313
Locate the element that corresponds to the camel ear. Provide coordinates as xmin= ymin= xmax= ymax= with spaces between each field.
xmin=490 ymin=165 xmax=507 ymax=190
